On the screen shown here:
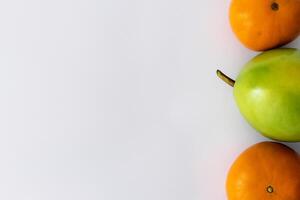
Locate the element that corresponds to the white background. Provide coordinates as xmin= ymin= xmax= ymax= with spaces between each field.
xmin=0 ymin=0 xmax=299 ymax=199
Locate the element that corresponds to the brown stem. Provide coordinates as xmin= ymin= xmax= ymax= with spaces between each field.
xmin=266 ymin=185 xmax=274 ymax=193
xmin=271 ymin=2 xmax=279 ymax=11
xmin=216 ymin=70 xmax=235 ymax=87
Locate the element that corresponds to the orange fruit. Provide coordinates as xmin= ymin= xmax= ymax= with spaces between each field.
xmin=229 ymin=0 xmax=300 ymax=51
xmin=226 ymin=142 xmax=300 ymax=200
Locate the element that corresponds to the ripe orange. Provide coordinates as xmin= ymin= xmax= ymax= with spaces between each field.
xmin=229 ymin=0 xmax=300 ymax=51
xmin=226 ymin=142 xmax=300 ymax=200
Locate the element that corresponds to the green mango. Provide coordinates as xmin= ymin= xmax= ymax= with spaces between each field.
xmin=218 ymin=48 xmax=300 ymax=142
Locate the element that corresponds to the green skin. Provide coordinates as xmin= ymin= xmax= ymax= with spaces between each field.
xmin=221 ymin=48 xmax=300 ymax=142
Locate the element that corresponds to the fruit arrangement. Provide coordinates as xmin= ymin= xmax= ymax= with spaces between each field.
xmin=217 ymin=0 xmax=300 ymax=199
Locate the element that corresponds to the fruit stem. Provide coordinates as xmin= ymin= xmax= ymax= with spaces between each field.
xmin=271 ymin=2 xmax=279 ymax=11
xmin=267 ymin=186 xmax=274 ymax=193
xmin=216 ymin=70 xmax=235 ymax=87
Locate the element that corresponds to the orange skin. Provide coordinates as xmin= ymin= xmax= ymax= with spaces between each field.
xmin=226 ymin=142 xmax=300 ymax=200
xmin=229 ymin=0 xmax=300 ymax=51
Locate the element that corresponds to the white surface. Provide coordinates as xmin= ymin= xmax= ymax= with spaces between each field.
xmin=0 ymin=0 xmax=299 ymax=199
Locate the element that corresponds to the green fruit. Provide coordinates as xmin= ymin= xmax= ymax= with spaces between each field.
xmin=218 ymin=48 xmax=300 ymax=142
